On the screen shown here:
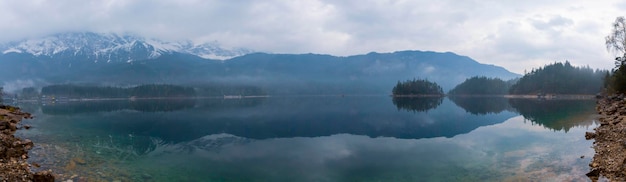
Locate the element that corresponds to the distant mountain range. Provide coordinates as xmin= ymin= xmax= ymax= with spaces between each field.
xmin=0 ymin=32 xmax=253 ymax=61
xmin=0 ymin=32 xmax=520 ymax=94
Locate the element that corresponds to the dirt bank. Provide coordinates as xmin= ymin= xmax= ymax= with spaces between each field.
xmin=0 ymin=105 xmax=54 ymax=181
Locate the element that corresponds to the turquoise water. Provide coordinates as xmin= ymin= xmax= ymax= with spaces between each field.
xmin=15 ymin=96 xmax=597 ymax=181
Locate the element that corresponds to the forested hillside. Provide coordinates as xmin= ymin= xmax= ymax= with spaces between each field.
xmin=509 ymin=62 xmax=606 ymax=95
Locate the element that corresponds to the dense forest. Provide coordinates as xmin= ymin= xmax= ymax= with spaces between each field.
xmin=392 ymin=79 xmax=444 ymax=96
xmin=421 ymin=61 xmax=607 ymax=96
xmin=448 ymin=76 xmax=510 ymax=95
xmin=607 ymin=64 xmax=626 ymax=93
xmin=509 ymin=62 xmax=606 ymax=95
xmin=40 ymin=84 xmax=196 ymax=98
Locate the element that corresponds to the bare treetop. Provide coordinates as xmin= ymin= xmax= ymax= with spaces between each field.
xmin=606 ymin=16 xmax=626 ymax=67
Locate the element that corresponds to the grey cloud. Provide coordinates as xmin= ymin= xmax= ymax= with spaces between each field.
xmin=0 ymin=0 xmax=621 ymax=73
xmin=530 ymin=15 xmax=574 ymax=31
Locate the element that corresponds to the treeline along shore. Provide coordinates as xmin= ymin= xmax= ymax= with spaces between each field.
xmin=391 ymin=62 xmax=606 ymax=98
xmin=9 ymin=84 xmax=267 ymax=101
xmin=0 ymin=105 xmax=54 ymax=181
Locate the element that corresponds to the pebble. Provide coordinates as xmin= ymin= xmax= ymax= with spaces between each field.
xmin=73 ymin=157 xmax=86 ymax=165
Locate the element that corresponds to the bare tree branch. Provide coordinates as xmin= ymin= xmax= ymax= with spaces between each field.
xmin=605 ymin=16 xmax=626 ymax=68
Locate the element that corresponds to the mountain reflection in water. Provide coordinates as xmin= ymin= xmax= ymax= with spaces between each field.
xmin=17 ymin=96 xmax=598 ymax=181
xmin=33 ymin=96 xmax=598 ymax=144
xmin=33 ymin=97 xmax=518 ymax=143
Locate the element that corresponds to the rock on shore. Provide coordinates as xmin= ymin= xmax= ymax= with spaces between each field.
xmin=0 ymin=105 xmax=54 ymax=181
xmin=587 ymin=95 xmax=626 ymax=181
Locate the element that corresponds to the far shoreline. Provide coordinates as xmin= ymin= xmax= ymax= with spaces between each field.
xmin=391 ymin=94 xmax=598 ymax=100
xmin=6 ymin=94 xmax=600 ymax=104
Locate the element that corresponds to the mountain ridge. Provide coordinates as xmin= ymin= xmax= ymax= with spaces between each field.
xmin=0 ymin=32 xmax=520 ymax=94
xmin=0 ymin=32 xmax=253 ymax=62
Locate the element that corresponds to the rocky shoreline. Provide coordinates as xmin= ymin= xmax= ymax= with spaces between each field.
xmin=586 ymin=95 xmax=626 ymax=181
xmin=0 ymin=105 xmax=54 ymax=181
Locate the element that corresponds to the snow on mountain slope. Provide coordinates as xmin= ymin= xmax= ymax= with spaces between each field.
xmin=0 ymin=32 xmax=253 ymax=62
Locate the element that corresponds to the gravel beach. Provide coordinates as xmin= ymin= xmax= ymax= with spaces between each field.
xmin=0 ymin=105 xmax=54 ymax=181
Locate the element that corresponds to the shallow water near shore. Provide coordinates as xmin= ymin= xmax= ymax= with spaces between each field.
xmin=14 ymin=96 xmax=597 ymax=181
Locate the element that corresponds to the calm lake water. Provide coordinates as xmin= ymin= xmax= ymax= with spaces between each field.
xmin=14 ymin=96 xmax=598 ymax=181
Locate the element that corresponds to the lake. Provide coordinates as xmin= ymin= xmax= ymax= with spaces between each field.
xmin=14 ymin=96 xmax=598 ymax=181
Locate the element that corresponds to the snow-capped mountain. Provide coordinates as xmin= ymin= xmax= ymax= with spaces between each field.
xmin=0 ymin=32 xmax=253 ymax=62
xmin=0 ymin=34 xmax=521 ymax=95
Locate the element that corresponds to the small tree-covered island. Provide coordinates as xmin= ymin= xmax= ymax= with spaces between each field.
xmin=391 ymin=79 xmax=444 ymax=97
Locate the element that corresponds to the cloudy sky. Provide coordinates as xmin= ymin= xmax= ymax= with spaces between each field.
xmin=0 ymin=0 xmax=624 ymax=74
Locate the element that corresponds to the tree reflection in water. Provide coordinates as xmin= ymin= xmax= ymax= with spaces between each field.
xmin=508 ymin=98 xmax=597 ymax=132
xmin=391 ymin=96 xmax=443 ymax=113
xmin=449 ymin=96 xmax=513 ymax=115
